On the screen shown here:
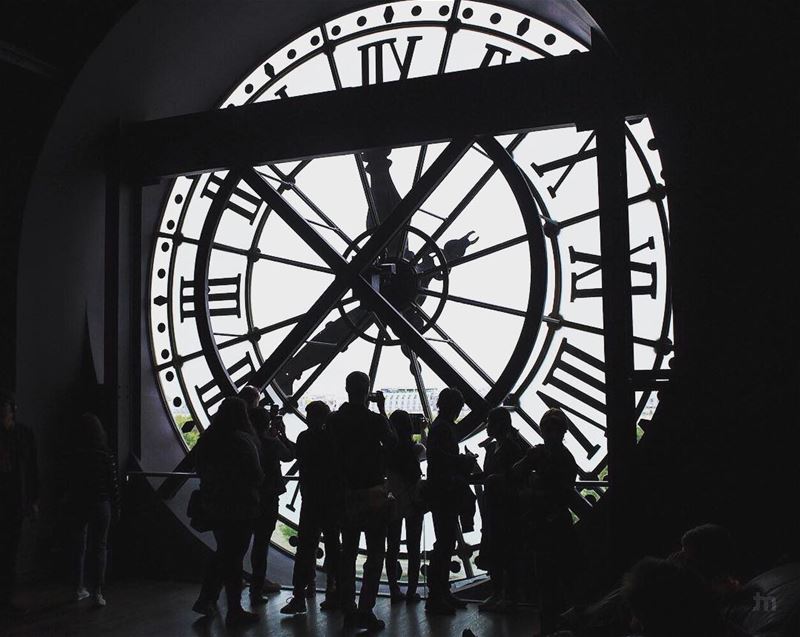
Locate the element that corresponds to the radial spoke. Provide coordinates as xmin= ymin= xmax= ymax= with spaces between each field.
xmin=407 ymin=0 xmax=460 ymax=187
xmin=354 ymin=283 xmax=485 ymax=410
xmin=413 ymin=146 xmax=428 ymax=184
xmin=420 ymin=234 xmax=528 ymax=277
xmin=355 ymin=155 xmax=381 ymax=229
xmin=368 ymin=323 xmax=387 ymax=393
xmin=253 ymin=251 xmax=333 ymax=274
xmin=240 ymin=139 xmax=473 ymax=390
xmin=291 ymin=313 xmax=375 ymax=403
xmin=261 ymin=166 xmax=360 ymax=252
xmin=406 ymin=347 xmax=433 ymax=421
xmin=558 ymin=189 xmax=655 ymax=230
xmin=411 ymin=134 xmax=527 ymax=265
xmin=417 ymin=288 xmax=527 ymax=318
xmin=410 ymin=302 xmax=496 ymax=388
xmin=158 ymin=233 xmax=334 ymax=275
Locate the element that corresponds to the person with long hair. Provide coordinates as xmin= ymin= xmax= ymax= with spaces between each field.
xmin=62 ymin=413 xmax=119 ymax=608
xmin=238 ymin=386 xmax=295 ymax=604
xmin=425 ymin=388 xmax=476 ymax=615
xmin=192 ymin=397 xmax=264 ymax=627
xmin=384 ymin=410 xmax=426 ymax=603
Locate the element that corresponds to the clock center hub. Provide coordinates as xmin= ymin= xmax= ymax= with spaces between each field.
xmin=373 ymin=258 xmax=419 ymax=309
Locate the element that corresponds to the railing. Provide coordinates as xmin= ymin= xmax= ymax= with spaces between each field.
xmin=127 ymin=470 xmax=607 ymax=489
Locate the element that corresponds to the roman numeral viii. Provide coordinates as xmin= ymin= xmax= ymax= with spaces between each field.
xmin=194 ymin=352 xmax=255 ymax=420
xmin=537 ymin=340 xmax=605 ymax=460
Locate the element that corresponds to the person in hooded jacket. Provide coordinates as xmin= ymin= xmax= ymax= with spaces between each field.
xmin=192 ymin=397 xmax=264 ymax=627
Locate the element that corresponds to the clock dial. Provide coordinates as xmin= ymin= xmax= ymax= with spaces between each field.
xmin=148 ymin=0 xmax=672 ymax=580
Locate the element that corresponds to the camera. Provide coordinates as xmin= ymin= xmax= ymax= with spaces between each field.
xmin=409 ymin=413 xmax=426 ymax=435
xmin=269 ymin=403 xmax=287 ymax=417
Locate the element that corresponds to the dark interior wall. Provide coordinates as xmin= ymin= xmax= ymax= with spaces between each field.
xmin=581 ymin=0 xmax=800 ymax=573
xmin=1 ymin=0 xmax=798 ymax=581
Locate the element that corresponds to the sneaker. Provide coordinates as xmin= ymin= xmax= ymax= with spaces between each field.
xmin=319 ymin=596 xmax=340 ymax=611
xmin=75 ymin=587 xmax=90 ymax=602
xmin=280 ymin=596 xmax=307 ymax=615
xmin=425 ymin=598 xmax=456 ymax=615
xmin=225 ymin=608 xmax=259 ymax=627
xmin=389 ymin=586 xmax=406 ymax=603
xmin=191 ymin=598 xmax=217 ymax=616
xmin=405 ymin=591 xmax=422 ymax=604
xmin=359 ymin=610 xmax=386 ymax=632
xmin=92 ymin=593 xmax=107 ymax=608
xmin=262 ymin=579 xmax=282 ymax=594
xmin=342 ymin=610 xmax=361 ymax=628
xmin=249 ymin=589 xmax=268 ymax=605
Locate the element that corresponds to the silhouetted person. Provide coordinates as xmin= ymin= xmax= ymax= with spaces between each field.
xmin=238 ymin=385 xmax=295 ymax=603
xmin=281 ymin=400 xmax=343 ymax=615
xmin=425 ymin=387 xmax=475 ymax=615
xmin=672 ymin=523 xmax=739 ymax=598
xmin=478 ymin=407 xmax=526 ymax=612
xmin=192 ymin=397 xmax=263 ymax=627
xmin=562 ymin=523 xmax=746 ymax=636
xmin=384 ymin=410 xmax=426 ymax=603
xmin=623 ymin=557 xmax=727 ymax=637
xmin=327 ymin=371 xmax=397 ymax=632
xmin=512 ymin=407 xmax=577 ymax=633
xmin=0 ymin=391 xmax=38 ymax=615
xmin=61 ymin=413 xmax=120 ymax=608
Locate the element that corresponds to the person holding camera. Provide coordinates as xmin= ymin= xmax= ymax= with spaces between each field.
xmin=327 ymin=371 xmax=397 ymax=632
xmin=425 ymin=387 xmax=476 ymax=615
xmin=239 ymin=385 xmax=295 ymax=604
xmin=384 ymin=410 xmax=426 ymax=603
xmin=280 ymin=400 xmax=342 ymax=615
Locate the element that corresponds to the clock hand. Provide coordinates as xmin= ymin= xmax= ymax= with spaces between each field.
xmin=415 ymin=231 xmax=480 ymax=288
xmin=362 ymin=148 xmax=407 ymax=258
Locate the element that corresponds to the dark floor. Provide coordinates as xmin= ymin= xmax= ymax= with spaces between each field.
xmin=1 ymin=580 xmax=539 ymax=637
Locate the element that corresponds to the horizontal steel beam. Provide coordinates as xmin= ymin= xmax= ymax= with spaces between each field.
xmin=124 ymin=52 xmax=641 ymax=181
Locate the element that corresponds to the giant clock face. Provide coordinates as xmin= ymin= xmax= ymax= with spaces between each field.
xmin=148 ymin=0 xmax=672 ymax=577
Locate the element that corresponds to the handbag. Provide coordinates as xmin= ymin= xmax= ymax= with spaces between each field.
xmin=187 ymin=488 xmax=212 ymax=532
xmin=343 ymin=483 xmax=390 ymax=528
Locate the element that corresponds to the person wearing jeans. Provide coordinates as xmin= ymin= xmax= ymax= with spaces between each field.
xmin=61 ymin=413 xmax=119 ymax=608
xmin=326 ymin=372 xmax=397 ymax=632
xmin=239 ymin=386 xmax=295 ymax=603
xmin=281 ymin=400 xmax=342 ymax=615
xmin=425 ymin=388 xmax=475 ymax=615
xmin=384 ymin=410 xmax=426 ymax=603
